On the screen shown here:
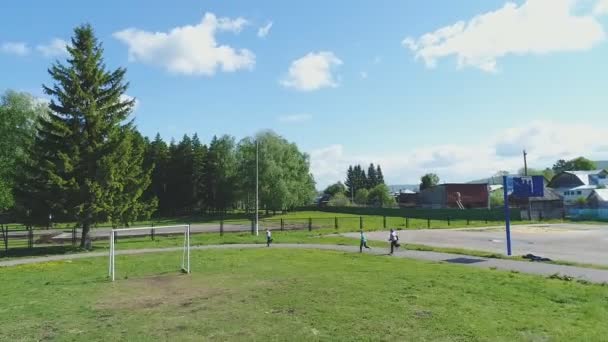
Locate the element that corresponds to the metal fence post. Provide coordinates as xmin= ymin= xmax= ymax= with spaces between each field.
xmin=28 ymin=226 xmax=33 ymax=249
xmin=406 ymin=217 xmax=410 ymax=229
xmin=335 ymin=217 xmax=338 ymax=230
xmin=383 ymin=216 xmax=387 ymax=229
xmin=280 ymin=218 xmax=284 ymax=231
xmin=72 ymin=227 xmax=76 ymax=246
xmin=467 ymin=218 xmax=470 ymax=225
xmin=427 ymin=218 xmax=431 ymax=229
xmin=447 ymin=217 xmax=451 ymax=226
xmin=251 ymin=219 xmax=255 ymax=235
xmin=151 ymin=222 xmax=155 ymax=241
xmin=359 ymin=216 xmax=363 ymax=230
xmin=308 ymin=217 xmax=312 ymax=231
xmin=1 ymin=225 xmax=7 ymax=253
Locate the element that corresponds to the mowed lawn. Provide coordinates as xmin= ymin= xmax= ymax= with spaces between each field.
xmin=2 ymin=249 xmax=607 ymax=341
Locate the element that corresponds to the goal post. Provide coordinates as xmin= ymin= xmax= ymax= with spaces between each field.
xmin=108 ymin=224 xmax=191 ymax=281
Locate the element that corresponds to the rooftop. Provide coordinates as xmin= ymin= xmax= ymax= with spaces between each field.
xmin=590 ymin=189 xmax=608 ymax=201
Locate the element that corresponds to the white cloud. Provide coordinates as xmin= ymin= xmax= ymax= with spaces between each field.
xmin=278 ymin=114 xmax=312 ymax=123
xmin=309 ymin=120 xmax=608 ymax=189
xmin=595 ymin=0 xmax=608 ymax=15
xmin=281 ymin=51 xmax=342 ymax=91
xmin=36 ymin=38 xmax=69 ymax=57
xmin=113 ymin=12 xmax=255 ymax=76
xmin=257 ymin=22 xmax=273 ymax=38
xmin=1 ymin=42 xmax=30 ymax=56
xmin=373 ymin=56 xmax=382 ymax=64
xmin=359 ymin=71 xmax=368 ymax=79
xmin=403 ymin=0 xmax=606 ymax=72
xmin=120 ymin=94 xmax=140 ymax=112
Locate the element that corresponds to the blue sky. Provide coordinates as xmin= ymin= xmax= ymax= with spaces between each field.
xmin=2 ymin=0 xmax=608 ymax=188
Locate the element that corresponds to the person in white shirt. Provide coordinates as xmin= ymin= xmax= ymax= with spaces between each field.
xmin=388 ymin=229 xmax=400 ymax=255
xmin=266 ymin=229 xmax=273 ymax=247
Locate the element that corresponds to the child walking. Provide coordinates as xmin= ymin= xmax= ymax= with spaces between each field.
xmin=266 ymin=229 xmax=273 ymax=247
xmin=359 ymin=229 xmax=371 ymax=253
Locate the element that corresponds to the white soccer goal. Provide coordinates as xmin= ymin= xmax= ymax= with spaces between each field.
xmin=108 ymin=224 xmax=191 ymax=281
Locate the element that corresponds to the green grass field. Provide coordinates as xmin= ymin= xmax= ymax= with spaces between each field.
xmin=2 ymin=248 xmax=607 ymax=341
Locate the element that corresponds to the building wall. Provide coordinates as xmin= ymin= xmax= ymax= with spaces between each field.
xmin=444 ymin=184 xmax=489 ymax=209
xmin=418 ymin=184 xmax=489 ymax=209
xmin=418 ymin=186 xmax=446 ymax=209
xmin=555 ymin=188 xmax=594 ymax=204
xmin=520 ymin=200 xmax=564 ymax=220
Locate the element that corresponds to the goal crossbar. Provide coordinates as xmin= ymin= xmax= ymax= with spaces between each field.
xmin=108 ymin=224 xmax=191 ymax=282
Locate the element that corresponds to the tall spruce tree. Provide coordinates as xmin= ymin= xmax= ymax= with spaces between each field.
xmin=376 ymin=165 xmax=385 ymax=185
xmin=353 ymin=165 xmax=367 ymax=192
xmin=175 ymin=135 xmax=194 ymax=211
xmin=191 ymin=133 xmax=207 ymax=212
xmin=144 ymin=133 xmax=170 ymax=215
xmin=103 ymin=130 xmax=156 ymax=227
xmin=203 ymin=135 xmax=237 ymax=212
xmin=165 ymin=139 xmax=180 ymax=215
xmin=18 ymin=24 xmax=154 ymax=247
xmin=345 ymin=165 xmax=355 ymax=199
xmin=367 ymin=163 xmax=378 ymax=189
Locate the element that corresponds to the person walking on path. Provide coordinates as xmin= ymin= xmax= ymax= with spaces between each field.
xmin=359 ymin=229 xmax=371 ymax=253
xmin=266 ymin=229 xmax=273 ymax=247
xmin=388 ymin=229 xmax=400 ymax=255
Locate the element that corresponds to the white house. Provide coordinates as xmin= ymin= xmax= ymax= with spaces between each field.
xmin=548 ymin=170 xmax=608 ymax=205
xmin=587 ymin=189 xmax=608 ymax=208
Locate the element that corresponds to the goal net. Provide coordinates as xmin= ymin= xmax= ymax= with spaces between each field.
xmin=108 ymin=224 xmax=191 ymax=281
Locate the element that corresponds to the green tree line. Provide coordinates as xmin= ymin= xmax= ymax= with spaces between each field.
xmin=144 ymin=131 xmax=316 ymax=217
xmin=0 ymin=24 xmax=315 ymax=247
xmin=323 ymin=163 xmax=394 ymax=207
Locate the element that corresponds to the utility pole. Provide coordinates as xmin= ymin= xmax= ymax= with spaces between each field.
xmin=255 ymin=139 xmax=259 ymax=236
xmin=523 ymin=149 xmax=528 ymax=176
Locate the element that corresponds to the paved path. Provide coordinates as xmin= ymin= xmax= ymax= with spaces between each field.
xmin=344 ymin=224 xmax=608 ymax=266
xmin=2 ymin=244 xmax=608 ymax=284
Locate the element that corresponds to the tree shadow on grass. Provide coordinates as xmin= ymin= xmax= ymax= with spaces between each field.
xmin=0 ymin=245 xmax=105 ymax=258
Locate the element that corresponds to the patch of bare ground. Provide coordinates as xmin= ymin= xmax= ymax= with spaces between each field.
xmin=96 ymin=274 xmax=224 ymax=311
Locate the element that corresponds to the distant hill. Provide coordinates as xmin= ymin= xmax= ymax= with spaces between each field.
xmin=388 ymin=184 xmax=419 ymax=193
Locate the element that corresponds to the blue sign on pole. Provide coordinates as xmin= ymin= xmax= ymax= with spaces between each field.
xmin=512 ymin=176 xmax=544 ymax=198
xmin=503 ymin=175 xmax=544 ymax=256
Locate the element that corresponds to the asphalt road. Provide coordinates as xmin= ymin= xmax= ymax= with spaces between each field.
xmin=345 ymin=223 xmax=608 ymax=266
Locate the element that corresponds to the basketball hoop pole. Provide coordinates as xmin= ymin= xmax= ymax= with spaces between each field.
xmin=255 ymin=139 xmax=259 ymax=236
xmin=503 ymin=176 xmax=512 ymax=256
